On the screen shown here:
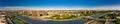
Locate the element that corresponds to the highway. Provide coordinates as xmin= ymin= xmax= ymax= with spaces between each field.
xmin=4 ymin=16 xmax=14 ymax=24
xmin=8 ymin=12 xmax=39 ymax=24
xmin=86 ymin=12 xmax=116 ymax=24
xmin=1 ymin=12 xmax=14 ymax=24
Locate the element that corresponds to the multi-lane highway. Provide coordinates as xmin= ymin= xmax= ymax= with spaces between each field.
xmin=4 ymin=16 xmax=14 ymax=24
xmin=0 ymin=12 xmax=14 ymax=24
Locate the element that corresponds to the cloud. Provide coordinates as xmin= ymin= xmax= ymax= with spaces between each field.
xmin=1 ymin=5 xmax=120 ymax=10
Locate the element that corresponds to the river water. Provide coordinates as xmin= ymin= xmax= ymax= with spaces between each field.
xmin=9 ymin=12 xmax=102 ymax=24
xmin=16 ymin=15 xmax=87 ymax=24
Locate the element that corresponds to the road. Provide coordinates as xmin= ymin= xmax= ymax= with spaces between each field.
xmin=105 ymin=12 xmax=116 ymax=24
xmin=86 ymin=12 xmax=116 ymax=24
xmin=8 ymin=12 xmax=40 ymax=24
xmin=4 ymin=16 xmax=14 ymax=24
xmin=0 ymin=12 xmax=14 ymax=24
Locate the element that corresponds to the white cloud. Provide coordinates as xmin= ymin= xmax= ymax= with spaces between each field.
xmin=1 ymin=5 xmax=120 ymax=10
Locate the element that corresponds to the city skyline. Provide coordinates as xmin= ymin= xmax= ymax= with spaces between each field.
xmin=0 ymin=0 xmax=120 ymax=24
xmin=0 ymin=5 xmax=120 ymax=10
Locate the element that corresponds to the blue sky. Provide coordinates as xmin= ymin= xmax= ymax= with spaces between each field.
xmin=0 ymin=0 xmax=120 ymax=10
xmin=1 ymin=0 xmax=119 ymax=6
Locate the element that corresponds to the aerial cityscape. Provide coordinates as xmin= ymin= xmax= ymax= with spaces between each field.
xmin=0 ymin=10 xmax=119 ymax=24
xmin=0 ymin=0 xmax=120 ymax=24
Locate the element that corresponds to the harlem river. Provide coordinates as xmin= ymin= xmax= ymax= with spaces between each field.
xmin=15 ymin=15 xmax=87 ymax=24
xmin=8 ymin=12 xmax=103 ymax=24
